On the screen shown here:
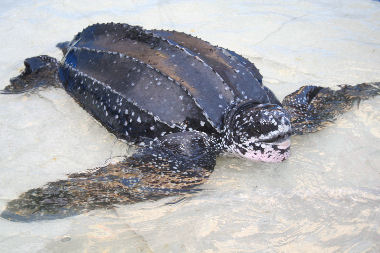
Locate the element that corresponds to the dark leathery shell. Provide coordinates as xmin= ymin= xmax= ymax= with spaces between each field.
xmin=60 ymin=22 xmax=274 ymax=140
xmin=70 ymin=23 xmax=236 ymax=131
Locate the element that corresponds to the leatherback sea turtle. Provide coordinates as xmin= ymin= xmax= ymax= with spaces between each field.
xmin=1 ymin=23 xmax=379 ymax=222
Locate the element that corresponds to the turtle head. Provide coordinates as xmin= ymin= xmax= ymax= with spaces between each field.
xmin=224 ymin=101 xmax=291 ymax=162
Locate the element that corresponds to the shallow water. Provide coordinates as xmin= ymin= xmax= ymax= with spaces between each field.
xmin=0 ymin=0 xmax=379 ymax=252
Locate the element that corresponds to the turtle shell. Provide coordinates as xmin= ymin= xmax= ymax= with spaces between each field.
xmin=58 ymin=23 xmax=278 ymax=143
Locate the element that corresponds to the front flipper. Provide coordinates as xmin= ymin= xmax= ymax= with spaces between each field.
xmin=1 ymin=132 xmax=217 ymax=222
xmin=1 ymin=55 xmax=60 ymax=94
xmin=282 ymin=82 xmax=380 ymax=134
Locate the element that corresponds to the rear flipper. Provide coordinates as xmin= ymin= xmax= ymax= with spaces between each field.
xmin=282 ymin=82 xmax=380 ymax=134
xmin=1 ymin=132 xmax=217 ymax=222
xmin=1 ymin=55 xmax=60 ymax=94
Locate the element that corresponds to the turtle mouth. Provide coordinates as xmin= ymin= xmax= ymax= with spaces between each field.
xmin=272 ymin=138 xmax=291 ymax=150
xmin=233 ymin=138 xmax=291 ymax=163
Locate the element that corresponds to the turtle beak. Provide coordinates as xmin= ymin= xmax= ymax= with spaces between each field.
xmin=275 ymin=139 xmax=291 ymax=150
xmin=235 ymin=138 xmax=291 ymax=163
